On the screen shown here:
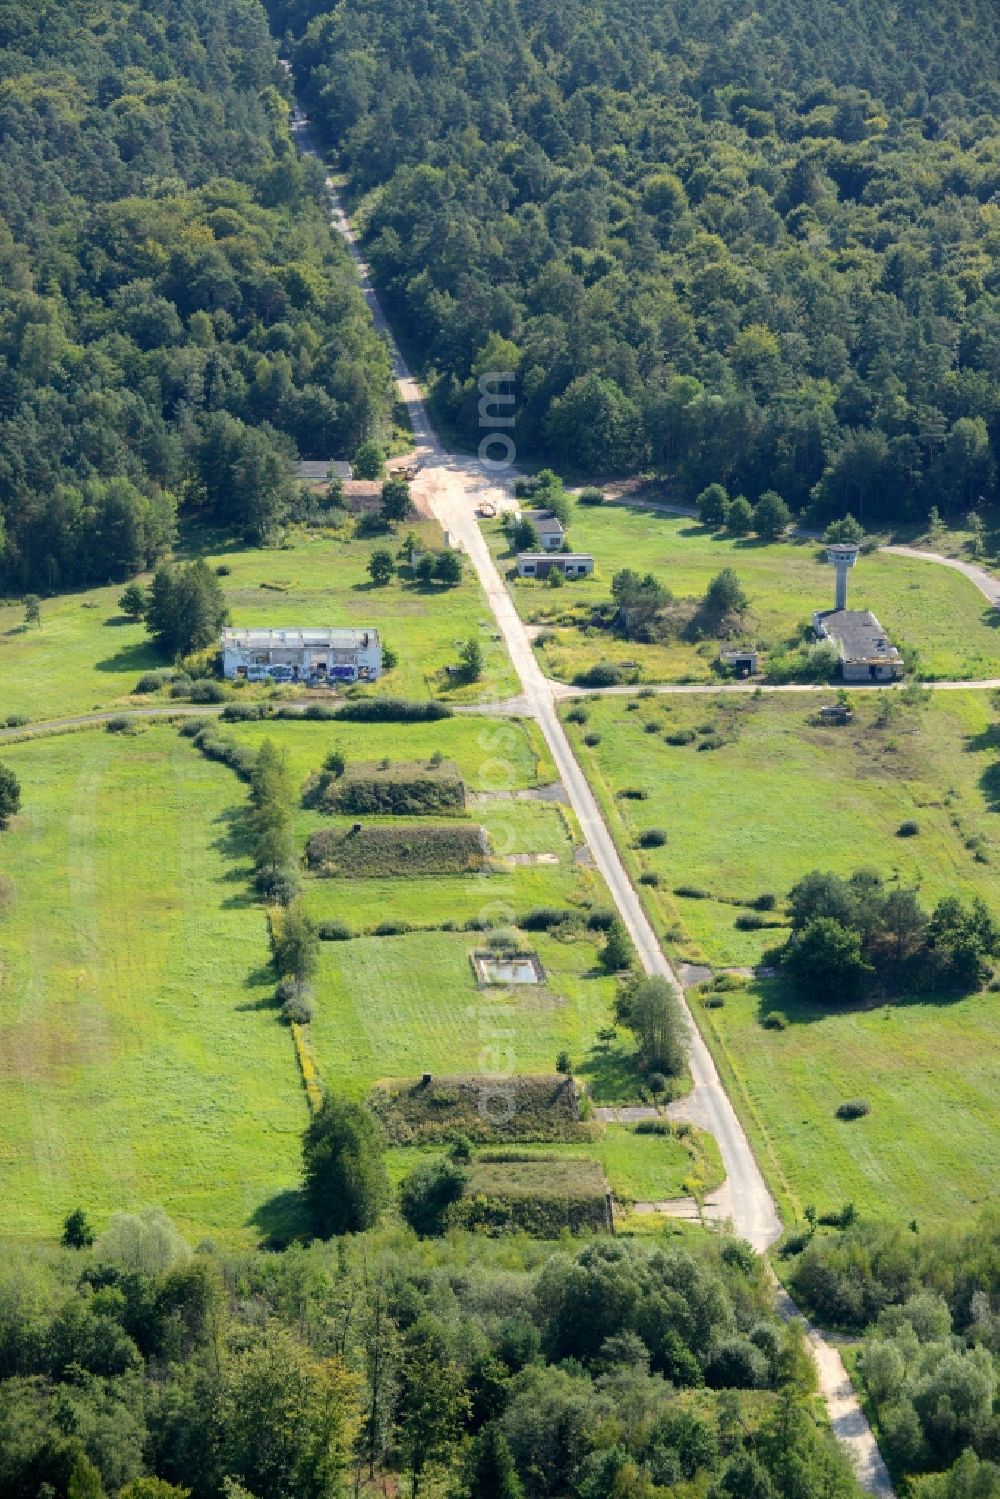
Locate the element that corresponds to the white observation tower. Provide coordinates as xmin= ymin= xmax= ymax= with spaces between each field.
xmin=827 ymin=543 xmax=860 ymax=611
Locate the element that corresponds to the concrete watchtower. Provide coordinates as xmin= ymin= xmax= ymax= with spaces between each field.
xmin=827 ymin=543 xmax=859 ymax=611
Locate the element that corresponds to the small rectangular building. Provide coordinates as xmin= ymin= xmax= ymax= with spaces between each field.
xmin=221 ymin=627 xmax=382 ymax=684
xmin=521 ymin=509 xmax=566 ymax=551
xmin=719 ymin=647 xmax=758 ymax=678
xmin=813 ymin=609 xmax=903 ymax=682
xmin=516 ymin=553 xmax=594 ymax=580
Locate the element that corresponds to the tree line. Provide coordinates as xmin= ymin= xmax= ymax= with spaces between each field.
xmin=280 ymin=0 xmax=999 ymax=528
xmin=0 ymin=1207 xmax=869 ymax=1498
xmin=0 ymin=0 xmax=394 ymax=593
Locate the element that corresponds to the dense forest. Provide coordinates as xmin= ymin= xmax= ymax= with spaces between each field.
xmin=790 ymin=1210 xmax=1000 ymax=1497
xmin=280 ymin=0 xmax=1000 ymax=525
xmin=0 ymin=0 xmax=393 ymax=592
xmin=0 ymin=1214 xmax=868 ymax=1499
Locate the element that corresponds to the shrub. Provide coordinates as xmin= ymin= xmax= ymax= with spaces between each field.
xmin=317 ymin=919 xmax=353 ymax=941
xmin=177 ymin=717 xmax=212 ymax=737
xmin=303 ymin=702 xmax=338 ymax=720
xmin=583 ymin=732 xmax=601 ymax=746
xmin=373 ymin=919 xmax=414 ymax=936
xmin=578 ymin=486 xmax=604 ymax=505
xmin=618 ymin=787 xmax=649 ymax=800
xmin=638 ymin=828 xmax=667 ymax=848
xmin=836 ymin=1098 xmax=870 ymax=1121
xmin=720 ymin=1238 xmax=758 ymax=1274
xmin=897 ymin=819 xmax=920 ymax=837
xmin=752 ymin=892 xmax=777 ymax=911
xmin=781 ymin=1229 xmax=813 ymax=1257
xmin=399 ymin=1158 xmax=468 ymax=1236
xmin=574 ymin=662 xmax=625 ymax=687
xmin=666 ymin=729 xmax=696 ymax=746
xmin=281 ymin=990 xmax=316 ymax=1025
xmin=639 ymin=871 xmax=661 ymax=886
xmin=697 ymin=734 xmax=725 ymax=751
xmin=761 ymin=1011 xmax=787 ymax=1030
xmin=712 ymin=972 xmax=748 ymax=991
xmin=106 ymin=714 xmax=136 ymax=734
xmin=133 ymin=670 xmax=171 ymax=693
xmin=643 ymin=720 xmax=660 ymax=733
xmin=674 ymin=884 xmax=708 ymax=899
xmin=168 ymin=675 xmax=194 ymax=698
xmin=335 ymin=698 xmax=452 ymax=722
xmin=566 ymin=706 xmax=588 ymax=724
xmin=189 ymin=679 xmax=227 ymax=704
xmin=704 ymin=993 xmax=725 ymax=1009
xmin=275 ymin=975 xmax=302 ymax=1005
xmin=215 ymin=564 xmax=232 ymax=575
xmin=61 ymin=1208 xmax=95 ymax=1249
xmin=221 ymin=702 xmax=269 ymax=722
xmin=4 ymin=713 xmax=29 ymax=727
xmin=519 ymin=906 xmax=574 ymax=930
xmin=647 ymin=1072 xmax=668 ymax=1094
xmin=586 ymin=906 xmax=616 ymax=931
xmin=735 ymin=912 xmax=765 ymax=930
xmin=555 ymin=1049 xmax=572 ymax=1074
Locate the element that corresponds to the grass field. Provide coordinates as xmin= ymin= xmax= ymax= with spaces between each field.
xmin=700 ymin=980 xmax=1000 ymax=1228
xmin=487 ymin=503 xmax=1000 ymax=683
xmin=564 ymin=688 xmax=1000 ymax=1224
xmin=0 ymin=518 xmax=517 ymax=724
xmin=0 ymin=727 xmax=304 ymax=1244
xmin=306 ymin=927 xmax=621 ymax=1100
xmin=565 ymin=689 xmax=1000 ymax=967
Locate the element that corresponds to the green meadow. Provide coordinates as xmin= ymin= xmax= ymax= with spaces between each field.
xmin=487 ymin=503 xmax=1000 ymax=683
xmin=0 ymin=727 xmax=304 ymax=1244
xmin=564 ymin=688 xmax=1000 ymax=1223
xmin=0 ymin=518 xmax=517 ymax=724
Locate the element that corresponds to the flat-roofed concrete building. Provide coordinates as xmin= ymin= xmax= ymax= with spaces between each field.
xmin=516 ymin=552 xmax=594 ymax=579
xmin=813 ymin=609 xmax=904 ymax=682
xmin=221 ymin=627 xmax=382 ymax=684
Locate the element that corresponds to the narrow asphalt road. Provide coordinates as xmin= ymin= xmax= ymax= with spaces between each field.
xmin=290 ymin=103 xmax=894 ymax=1496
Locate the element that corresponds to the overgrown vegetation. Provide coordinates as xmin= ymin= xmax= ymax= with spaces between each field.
xmin=0 ymin=1219 xmax=867 ymax=1497
xmin=369 ymin=1074 xmax=590 ymax=1145
xmin=306 ymin=822 xmax=489 ymax=877
xmin=306 ymin=757 xmax=467 ymax=815
xmin=789 ymin=1211 xmax=1000 ymax=1495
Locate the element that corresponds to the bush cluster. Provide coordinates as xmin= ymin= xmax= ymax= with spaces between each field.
xmin=783 ymin=867 xmax=1000 ymax=1003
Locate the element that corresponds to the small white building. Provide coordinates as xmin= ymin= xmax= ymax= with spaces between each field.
xmin=520 ymin=509 xmax=566 ymax=550
xmin=221 ymin=627 xmax=382 ymax=684
xmin=516 ymin=553 xmax=594 ymax=579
